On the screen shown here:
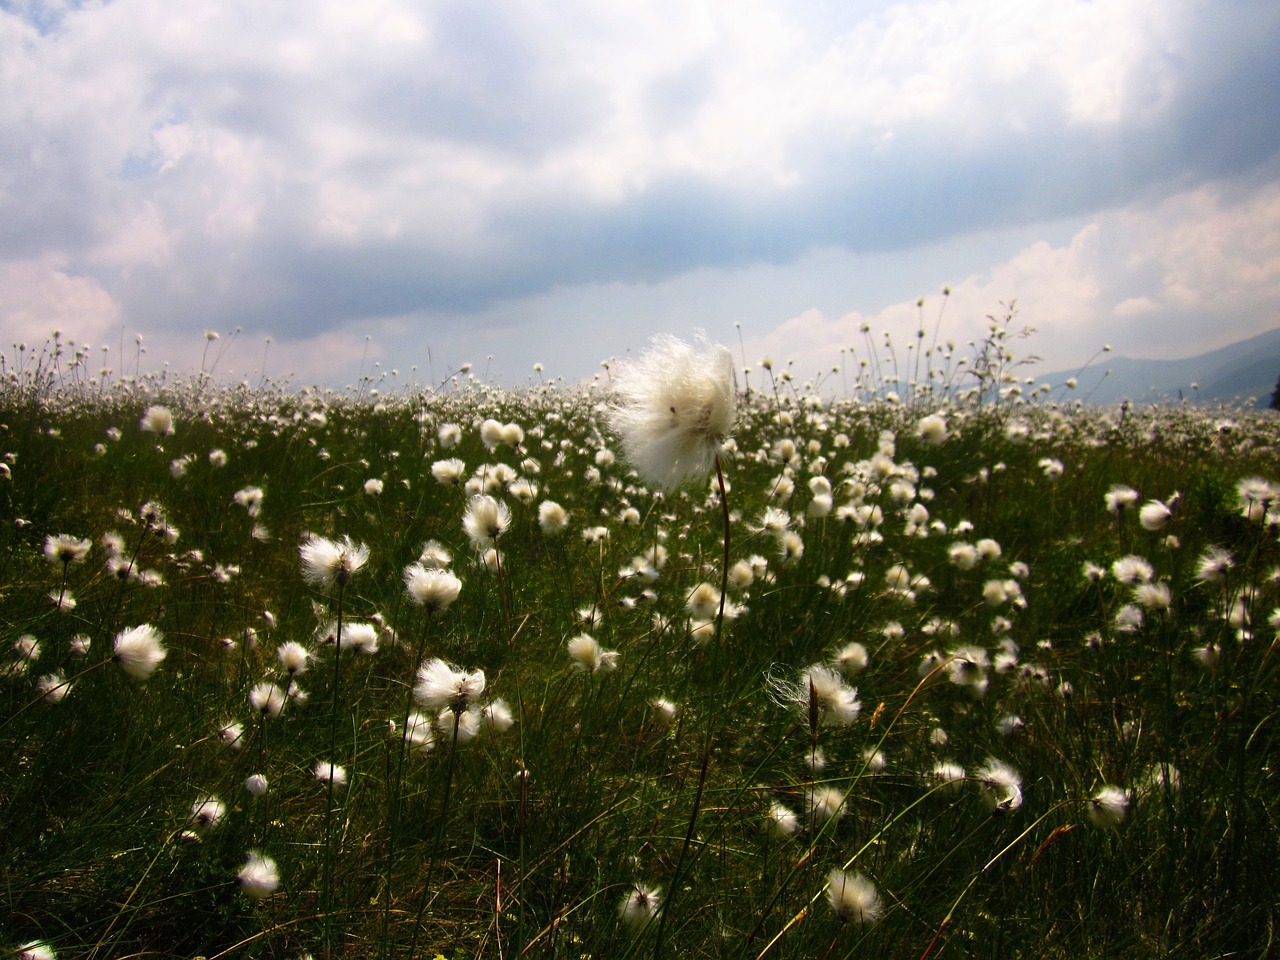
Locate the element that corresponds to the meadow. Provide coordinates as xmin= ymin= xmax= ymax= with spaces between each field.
xmin=1 ymin=322 xmax=1277 ymax=959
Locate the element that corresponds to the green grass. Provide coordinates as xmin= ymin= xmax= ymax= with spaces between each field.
xmin=0 ymin=340 xmax=1277 ymax=959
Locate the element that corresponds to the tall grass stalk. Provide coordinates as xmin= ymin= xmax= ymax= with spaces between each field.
xmin=321 ymin=579 xmax=347 ymax=956
xmin=406 ymin=714 xmax=462 ymax=960
xmin=653 ymin=450 xmax=731 ymax=959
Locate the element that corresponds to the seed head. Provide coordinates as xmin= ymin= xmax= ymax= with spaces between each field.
xmin=826 ymin=869 xmax=881 ymax=926
xmin=606 ymin=333 xmax=736 ymax=491
xmin=237 ymin=850 xmax=280 ymax=900
xmin=299 ymin=534 xmax=369 ymax=589
xmin=414 ymin=657 xmax=486 ymax=714
xmin=403 ymin=564 xmax=463 ymax=613
xmin=113 ymin=624 xmax=167 ymax=680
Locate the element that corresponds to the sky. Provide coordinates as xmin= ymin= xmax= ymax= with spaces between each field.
xmin=2 ymin=0 xmax=1279 ymax=391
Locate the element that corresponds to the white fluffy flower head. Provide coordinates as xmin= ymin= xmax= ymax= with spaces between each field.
xmin=237 ymin=850 xmax=280 ymax=899
xmin=276 ymin=641 xmax=310 ymax=675
xmin=140 ymin=404 xmax=174 ymax=436
xmin=190 ymin=796 xmax=227 ymax=831
xmin=618 ymin=883 xmax=662 ymax=933
xmin=249 ymin=681 xmax=287 ymax=717
xmin=403 ymin=564 xmax=463 ymax=613
xmin=827 ymin=868 xmax=882 ymax=926
xmin=19 ymin=942 xmax=57 ymax=960
xmin=300 ymin=534 xmax=369 ymax=588
xmin=607 ymin=334 xmax=736 ymax=490
xmin=45 ymin=533 xmax=92 ymax=565
xmin=414 ymin=657 xmax=486 ymax=714
xmin=1088 ymin=784 xmax=1130 ymax=829
xmin=462 ymin=495 xmax=512 ymax=547
xmin=768 ymin=663 xmax=861 ymax=729
xmin=567 ymin=633 xmax=619 ymax=673
xmin=976 ymin=757 xmax=1023 ymax=813
xmin=113 ymin=624 xmax=167 ymax=680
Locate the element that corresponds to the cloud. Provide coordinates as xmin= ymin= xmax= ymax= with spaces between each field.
xmin=739 ymin=174 xmax=1280 ymax=386
xmin=0 ymin=255 xmax=120 ymax=349
xmin=0 ymin=0 xmax=1278 ymax=385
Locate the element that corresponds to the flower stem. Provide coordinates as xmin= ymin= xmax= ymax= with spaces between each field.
xmin=494 ymin=541 xmax=512 ymax=639
xmin=713 ymin=452 xmax=731 ymax=649
xmin=321 ymin=582 xmax=346 ymax=956
xmin=406 ymin=714 xmax=461 ymax=959
xmin=380 ymin=611 xmax=433 ymax=960
xmin=655 ymin=452 xmax=731 ymax=958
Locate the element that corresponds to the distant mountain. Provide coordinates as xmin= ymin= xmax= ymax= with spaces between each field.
xmin=1038 ymin=327 xmax=1280 ymax=408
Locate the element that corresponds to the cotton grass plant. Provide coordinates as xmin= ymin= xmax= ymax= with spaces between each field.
xmin=0 ymin=325 xmax=1277 ymax=958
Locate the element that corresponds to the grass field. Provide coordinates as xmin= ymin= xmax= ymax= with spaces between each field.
xmin=1 ymin=326 xmax=1277 ymax=959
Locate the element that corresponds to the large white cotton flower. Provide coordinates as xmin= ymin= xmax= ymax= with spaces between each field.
xmin=1088 ymin=784 xmax=1130 ymax=829
xmin=314 ymin=761 xmax=348 ymax=787
xmin=113 ymin=624 xmax=167 ymax=680
xmin=567 ymin=633 xmax=619 ymax=673
xmin=402 ymin=711 xmax=436 ymax=754
xmin=431 ymin=457 xmax=466 ymax=486
xmin=916 ymin=413 xmax=948 ymax=445
xmin=1104 ymin=484 xmax=1139 ymax=513
xmin=233 ymin=486 xmax=265 ymax=517
xmin=480 ymin=418 xmax=506 ymax=450
xmin=618 ymin=884 xmax=662 ymax=933
xmin=189 ymin=796 xmax=227 ymax=832
xmin=237 ymin=850 xmax=280 ymax=899
xmin=18 ymin=941 xmax=57 ymax=960
xmin=414 ymin=658 xmax=486 ymax=714
xmin=765 ymin=662 xmax=861 ymax=729
xmin=140 ymin=404 xmax=174 ymax=436
xmin=1237 ymin=476 xmax=1279 ymax=521
xmin=249 ymin=681 xmax=287 ymax=717
xmin=462 ymin=495 xmax=511 ymax=547
xmin=606 ymin=334 xmax=736 ymax=491
xmin=418 ymin=539 xmax=453 ymax=568
xmin=276 ymin=641 xmax=310 ymax=676
xmin=764 ymin=801 xmax=799 ymax=839
xmin=827 ymin=869 xmax=881 ymax=926
xmin=44 ymin=533 xmax=92 ymax=565
xmin=299 ymin=534 xmax=369 ymax=589
xmin=436 ymin=705 xmax=483 ymax=743
xmin=537 ymin=500 xmax=570 ymax=535
xmin=976 ymin=758 xmax=1023 ymax=813
xmin=403 ymin=564 xmax=463 ymax=613
xmin=1138 ymin=498 xmax=1174 ymax=531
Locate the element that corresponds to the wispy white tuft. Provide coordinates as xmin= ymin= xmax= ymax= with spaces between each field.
xmin=567 ymin=633 xmax=619 ymax=673
xmin=140 ymin=405 xmax=174 ymax=436
xmin=299 ymin=534 xmax=369 ymax=589
xmin=618 ymin=884 xmax=662 ymax=933
xmin=414 ymin=658 xmax=486 ymax=714
xmin=606 ymin=334 xmax=736 ymax=491
xmin=1088 ymin=784 xmax=1129 ymax=829
xmin=826 ymin=869 xmax=881 ymax=925
xmin=403 ymin=564 xmax=463 ymax=613
xmin=237 ymin=850 xmax=280 ymax=899
xmin=113 ymin=624 xmax=167 ymax=680
xmin=975 ymin=758 xmax=1023 ymax=813
xmin=462 ymin=495 xmax=511 ymax=547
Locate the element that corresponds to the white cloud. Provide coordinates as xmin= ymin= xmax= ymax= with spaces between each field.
xmin=0 ymin=0 xmax=1277 ymax=385
xmin=0 ymin=256 xmax=120 ymax=349
xmin=1113 ymin=296 xmax=1160 ymax=317
xmin=91 ymin=202 xmax=175 ymax=273
xmin=1117 ymin=180 xmax=1280 ymax=313
xmin=738 ymin=175 xmax=1280 ymax=385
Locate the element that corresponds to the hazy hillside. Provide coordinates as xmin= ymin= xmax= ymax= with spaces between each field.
xmin=1039 ymin=327 xmax=1280 ymax=408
